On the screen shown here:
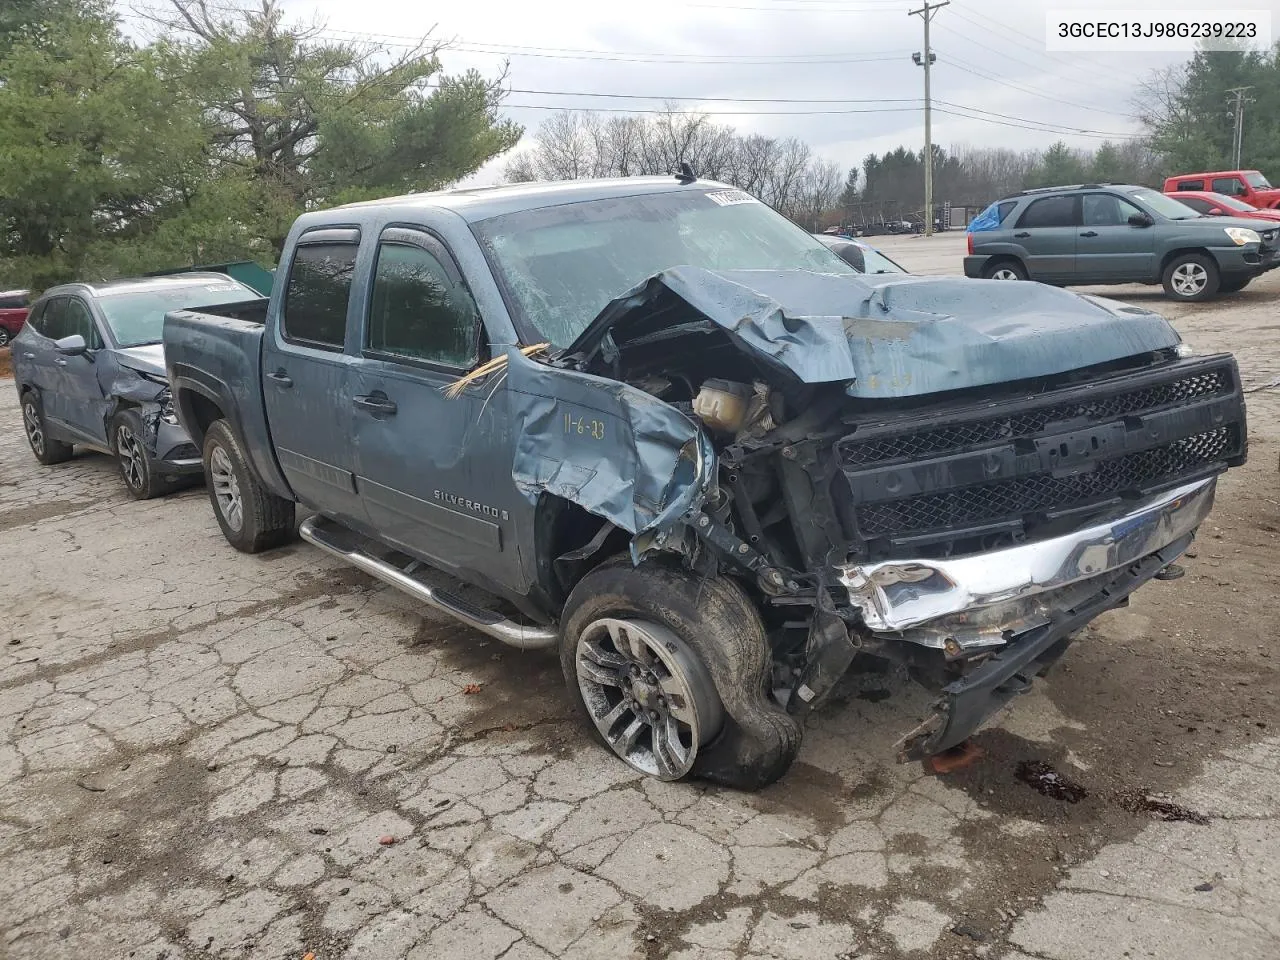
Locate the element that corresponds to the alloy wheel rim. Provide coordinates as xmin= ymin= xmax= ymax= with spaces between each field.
xmin=575 ymin=617 xmax=723 ymax=780
xmin=1172 ymin=263 xmax=1207 ymax=296
xmin=991 ymin=268 xmax=1019 ymax=280
xmin=209 ymin=445 xmax=243 ymax=532
xmin=117 ymin=425 xmax=146 ymax=489
xmin=23 ymin=403 xmax=43 ymax=456
xmin=0 ymin=330 xmax=9 ymax=346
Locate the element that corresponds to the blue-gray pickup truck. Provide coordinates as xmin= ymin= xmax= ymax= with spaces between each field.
xmin=163 ymin=176 xmax=1248 ymax=788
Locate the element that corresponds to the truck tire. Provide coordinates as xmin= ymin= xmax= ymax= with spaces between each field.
xmin=1162 ymin=253 xmax=1219 ymax=301
xmin=21 ymin=391 xmax=74 ymax=465
xmin=112 ymin=409 xmax=175 ymax=500
xmin=560 ymin=558 xmax=803 ymax=790
xmin=202 ymin=419 xmax=296 ymax=553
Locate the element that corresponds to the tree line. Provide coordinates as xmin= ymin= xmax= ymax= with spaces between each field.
xmin=0 ymin=0 xmax=520 ymax=289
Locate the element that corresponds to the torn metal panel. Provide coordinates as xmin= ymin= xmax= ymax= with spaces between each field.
xmin=506 ymin=347 xmax=715 ymax=536
xmin=565 ymin=267 xmax=1182 ymax=398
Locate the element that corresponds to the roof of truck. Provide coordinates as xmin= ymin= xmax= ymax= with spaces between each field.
xmin=336 ymin=175 xmax=731 ymax=223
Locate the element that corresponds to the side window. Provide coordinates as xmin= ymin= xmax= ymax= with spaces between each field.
xmin=1212 ymin=177 xmax=1244 ymax=196
xmin=0 ymin=292 xmax=28 ymax=309
xmin=367 ymin=241 xmax=480 ymax=368
xmin=996 ymin=200 xmax=1018 ymax=222
xmin=1176 ymin=179 xmax=1204 ymax=191
xmin=1016 ymin=196 xmax=1079 ymax=229
xmin=282 ymin=242 xmax=358 ymax=350
xmin=1178 ymin=197 xmax=1213 ymax=215
xmin=41 ymin=297 xmax=69 ymax=340
xmin=1082 ymin=194 xmax=1145 ymax=227
xmin=63 ymin=298 xmax=102 ymax=348
xmin=24 ymin=300 xmax=47 ymax=335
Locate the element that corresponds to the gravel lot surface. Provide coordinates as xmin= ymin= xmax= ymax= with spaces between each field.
xmin=2 ymin=235 xmax=1277 ymax=959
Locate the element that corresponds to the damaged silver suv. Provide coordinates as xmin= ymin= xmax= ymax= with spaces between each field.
xmin=12 ymin=274 xmax=264 ymax=498
xmin=164 ymin=177 xmax=1248 ymax=788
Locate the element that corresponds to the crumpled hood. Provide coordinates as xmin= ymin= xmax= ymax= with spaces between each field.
xmin=565 ymin=267 xmax=1182 ymax=399
xmin=114 ymin=344 xmax=167 ymax=379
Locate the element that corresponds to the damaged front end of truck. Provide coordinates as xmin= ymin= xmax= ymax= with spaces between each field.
xmin=510 ymin=266 xmax=1247 ymax=760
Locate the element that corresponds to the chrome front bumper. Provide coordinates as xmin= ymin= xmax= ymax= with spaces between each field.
xmin=836 ymin=478 xmax=1217 ymax=649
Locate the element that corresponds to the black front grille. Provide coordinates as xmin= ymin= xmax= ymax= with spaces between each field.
xmin=839 ymin=367 xmax=1228 ymax=467
xmin=835 ymin=356 xmax=1247 ymax=557
xmin=856 ymin=426 xmax=1235 ymax=537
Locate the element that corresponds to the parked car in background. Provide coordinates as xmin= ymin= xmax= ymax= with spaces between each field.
xmin=1164 ymin=190 xmax=1280 ymax=224
xmin=1164 ymin=170 xmax=1280 ymax=210
xmin=965 ymin=183 xmax=1280 ymax=300
xmin=813 ymin=234 xmax=909 ymax=274
xmin=0 ymin=289 xmax=30 ymax=347
xmin=12 ymin=274 xmax=264 ymax=498
xmin=165 ymin=176 xmax=1246 ymax=789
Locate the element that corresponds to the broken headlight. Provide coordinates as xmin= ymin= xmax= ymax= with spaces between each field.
xmin=158 ymin=387 xmax=179 ymax=425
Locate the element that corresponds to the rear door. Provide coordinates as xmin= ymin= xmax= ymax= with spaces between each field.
xmin=1076 ymin=192 xmax=1156 ymax=282
xmin=1013 ymin=195 xmax=1080 ymax=281
xmin=260 ymin=229 xmax=364 ymax=525
xmin=26 ymin=297 xmax=70 ymax=424
xmin=350 ymin=227 xmax=522 ymax=583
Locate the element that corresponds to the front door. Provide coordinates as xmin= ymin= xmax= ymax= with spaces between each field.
xmin=1012 ymin=195 xmax=1079 ymax=282
xmin=54 ymin=296 xmax=111 ymax=445
xmin=1076 ymin=193 xmax=1157 ymax=282
xmin=351 ymin=229 xmax=521 ymax=584
xmin=260 ymin=230 xmax=364 ymax=525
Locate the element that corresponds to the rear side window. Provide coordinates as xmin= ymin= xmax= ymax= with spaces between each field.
xmin=1176 ymin=179 xmax=1204 ymax=191
xmin=24 ymin=300 xmax=47 ymax=335
xmin=1211 ymin=177 xmax=1244 ymax=196
xmin=1016 ymin=195 xmax=1079 ymax=228
xmin=282 ymin=242 xmax=358 ymax=350
xmin=367 ymin=242 xmax=480 ymax=368
xmin=996 ymin=200 xmax=1017 ymax=222
xmin=0 ymin=292 xmax=28 ymax=309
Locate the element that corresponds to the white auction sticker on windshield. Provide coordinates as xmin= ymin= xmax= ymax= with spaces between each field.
xmin=706 ymin=190 xmax=758 ymax=206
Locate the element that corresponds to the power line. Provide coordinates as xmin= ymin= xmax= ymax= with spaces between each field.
xmin=939 ymin=56 xmax=1136 ymax=118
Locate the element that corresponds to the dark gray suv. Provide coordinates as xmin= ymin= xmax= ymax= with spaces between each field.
xmin=965 ymin=183 xmax=1280 ymax=301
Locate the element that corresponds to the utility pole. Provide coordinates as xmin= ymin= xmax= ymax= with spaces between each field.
xmin=910 ymin=1 xmax=948 ymax=237
xmin=1225 ymin=86 xmax=1253 ymax=169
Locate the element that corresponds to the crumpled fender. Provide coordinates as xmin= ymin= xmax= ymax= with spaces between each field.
xmin=505 ymin=348 xmax=715 ymax=537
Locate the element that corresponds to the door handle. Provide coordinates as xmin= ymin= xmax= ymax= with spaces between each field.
xmin=1013 ymin=231 xmax=1031 ymax=238
xmin=1080 ymin=230 xmax=1099 ymax=238
xmin=353 ymin=395 xmax=398 ymax=416
xmin=266 ymin=370 xmax=293 ymax=387
xmin=54 ymin=357 xmax=68 ymax=366
xmin=23 ymin=352 xmax=35 ymax=360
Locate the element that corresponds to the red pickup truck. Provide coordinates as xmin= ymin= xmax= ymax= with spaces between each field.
xmin=1165 ymin=170 xmax=1280 ymax=210
xmin=0 ymin=289 xmax=31 ymax=347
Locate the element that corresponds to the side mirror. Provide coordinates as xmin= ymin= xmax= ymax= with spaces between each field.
xmin=1128 ymin=212 xmax=1154 ymax=227
xmin=54 ymin=334 xmax=88 ymax=356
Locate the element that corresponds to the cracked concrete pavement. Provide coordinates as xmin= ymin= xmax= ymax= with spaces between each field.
xmin=2 ymin=241 xmax=1278 ymax=959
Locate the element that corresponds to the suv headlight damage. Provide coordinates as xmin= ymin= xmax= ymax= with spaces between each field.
xmin=158 ymin=387 xmax=179 ymax=425
xmin=1224 ymin=226 xmax=1261 ymax=246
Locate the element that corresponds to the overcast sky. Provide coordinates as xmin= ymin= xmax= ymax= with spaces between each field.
xmin=125 ymin=0 xmax=1247 ymax=182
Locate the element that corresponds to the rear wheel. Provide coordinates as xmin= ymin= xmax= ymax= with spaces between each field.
xmin=561 ymin=559 xmax=803 ymax=789
xmin=981 ymin=259 xmax=1027 ymax=281
xmin=202 ymin=419 xmax=296 ymax=553
xmin=21 ymin=391 xmax=73 ymax=465
xmin=0 ymin=328 xmax=10 ymax=347
xmin=1162 ymin=253 xmax=1219 ymax=301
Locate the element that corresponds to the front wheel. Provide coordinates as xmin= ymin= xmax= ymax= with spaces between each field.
xmin=560 ymin=559 xmax=803 ymax=789
xmin=981 ymin=259 xmax=1027 ymax=281
xmin=113 ymin=410 xmax=173 ymax=500
xmin=0 ymin=328 xmax=10 ymax=347
xmin=202 ymin=419 xmax=296 ymax=553
xmin=1162 ymin=253 xmax=1220 ymax=301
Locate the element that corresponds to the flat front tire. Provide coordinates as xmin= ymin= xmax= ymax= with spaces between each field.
xmin=202 ymin=419 xmax=296 ymax=553
xmin=561 ymin=559 xmax=803 ymax=790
